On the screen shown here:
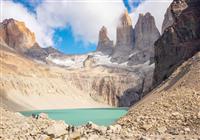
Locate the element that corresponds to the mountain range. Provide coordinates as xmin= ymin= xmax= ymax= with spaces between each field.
xmin=0 ymin=9 xmax=161 ymax=109
xmin=0 ymin=0 xmax=200 ymax=139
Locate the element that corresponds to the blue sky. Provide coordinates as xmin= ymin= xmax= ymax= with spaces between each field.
xmin=10 ymin=0 xmax=141 ymax=54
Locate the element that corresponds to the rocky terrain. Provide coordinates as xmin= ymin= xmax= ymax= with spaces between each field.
xmin=0 ymin=45 xmax=111 ymax=110
xmin=1 ymin=0 xmax=200 ymax=139
xmin=1 ymin=52 xmax=200 ymax=140
xmin=117 ymin=51 xmax=200 ymax=139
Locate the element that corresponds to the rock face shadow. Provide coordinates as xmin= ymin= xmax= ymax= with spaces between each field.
xmin=118 ymin=88 xmax=140 ymax=107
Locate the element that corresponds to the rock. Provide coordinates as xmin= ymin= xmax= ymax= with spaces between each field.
xmin=69 ymin=131 xmax=81 ymax=139
xmin=96 ymin=26 xmax=114 ymax=55
xmin=157 ymin=126 xmax=167 ymax=134
xmin=167 ymin=128 xmax=179 ymax=135
xmin=161 ymin=6 xmax=174 ymax=34
xmin=184 ymin=127 xmax=190 ymax=133
xmin=141 ymin=124 xmax=152 ymax=131
xmin=0 ymin=18 xmax=36 ymax=52
xmin=139 ymin=136 xmax=151 ymax=140
xmin=134 ymin=12 xmax=160 ymax=53
xmin=0 ymin=19 xmax=62 ymax=61
xmin=87 ymin=134 xmax=99 ymax=140
xmin=197 ymin=111 xmax=200 ymax=119
xmin=98 ymin=126 xmax=107 ymax=134
xmin=83 ymin=55 xmax=96 ymax=68
xmin=14 ymin=112 xmax=25 ymax=118
xmin=107 ymin=124 xmax=122 ymax=134
xmin=39 ymin=113 xmax=48 ymax=119
xmin=45 ymin=121 xmax=67 ymax=138
xmin=86 ymin=121 xmax=99 ymax=130
xmin=171 ymin=112 xmax=184 ymax=120
xmin=111 ymin=10 xmax=135 ymax=63
xmin=153 ymin=0 xmax=200 ymax=86
xmin=38 ymin=134 xmax=50 ymax=140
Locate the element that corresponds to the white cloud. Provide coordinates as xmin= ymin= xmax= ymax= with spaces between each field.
xmin=1 ymin=0 xmax=172 ymax=48
xmin=1 ymin=0 xmax=54 ymax=47
xmin=36 ymin=0 xmax=126 ymax=44
xmin=130 ymin=0 xmax=172 ymax=32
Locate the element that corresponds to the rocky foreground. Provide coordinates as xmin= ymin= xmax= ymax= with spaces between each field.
xmin=1 ymin=52 xmax=200 ymax=140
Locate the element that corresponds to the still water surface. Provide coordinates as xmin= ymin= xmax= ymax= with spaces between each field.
xmin=21 ymin=108 xmax=128 ymax=126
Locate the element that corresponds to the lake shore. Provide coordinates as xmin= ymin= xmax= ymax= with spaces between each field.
xmin=2 ymin=107 xmax=199 ymax=140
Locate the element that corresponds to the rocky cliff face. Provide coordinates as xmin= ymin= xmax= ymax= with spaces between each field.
xmin=118 ymin=52 xmax=200 ymax=139
xmin=111 ymin=11 xmax=135 ymax=63
xmin=0 ymin=18 xmax=36 ymax=52
xmin=66 ymin=69 xmax=141 ymax=106
xmin=153 ymin=0 xmax=200 ymax=86
xmin=162 ymin=0 xmax=188 ymax=34
xmin=0 ymin=19 xmax=62 ymax=61
xmin=96 ymin=26 xmax=113 ymax=55
xmin=128 ymin=13 xmax=160 ymax=65
xmin=135 ymin=13 xmax=160 ymax=51
xmin=162 ymin=7 xmax=174 ymax=34
xmin=108 ymin=11 xmax=160 ymax=65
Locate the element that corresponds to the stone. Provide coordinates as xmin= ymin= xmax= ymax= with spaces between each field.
xmin=69 ymin=132 xmax=81 ymax=139
xmin=14 ymin=112 xmax=25 ymax=118
xmin=140 ymin=136 xmax=151 ymax=140
xmin=107 ymin=124 xmax=122 ymax=134
xmin=157 ymin=126 xmax=167 ymax=134
xmin=184 ymin=127 xmax=190 ymax=133
xmin=171 ymin=112 xmax=184 ymax=120
xmin=45 ymin=122 xmax=67 ymax=138
xmin=38 ymin=134 xmax=50 ymax=140
xmin=86 ymin=121 xmax=99 ymax=130
xmin=197 ymin=111 xmax=200 ymax=119
xmin=141 ymin=124 xmax=152 ymax=131
xmin=39 ymin=113 xmax=48 ymax=119
xmin=167 ymin=128 xmax=179 ymax=135
xmin=87 ymin=134 xmax=99 ymax=140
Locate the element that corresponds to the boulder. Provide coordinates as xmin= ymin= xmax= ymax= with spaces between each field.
xmin=45 ymin=121 xmax=67 ymax=138
xmin=39 ymin=113 xmax=48 ymax=119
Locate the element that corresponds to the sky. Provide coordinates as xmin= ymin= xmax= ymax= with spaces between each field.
xmin=1 ymin=0 xmax=172 ymax=54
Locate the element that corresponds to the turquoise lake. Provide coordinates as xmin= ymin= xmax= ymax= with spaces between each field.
xmin=21 ymin=108 xmax=128 ymax=126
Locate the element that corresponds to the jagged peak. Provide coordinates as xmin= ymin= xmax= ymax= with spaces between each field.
xmin=136 ymin=12 xmax=157 ymax=28
xmin=1 ymin=18 xmax=15 ymax=24
xmin=98 ymin=26 xmax=110 ymax=42
xmin=0 ymin=18 xmax=37 ymax=50
xmin=119 ymin=10 xmax=132 ymax=27
xmin=138 ymin=12 xmax=153 ymax=19
xmin=1 ymin=18 xmax=36 ymax=43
